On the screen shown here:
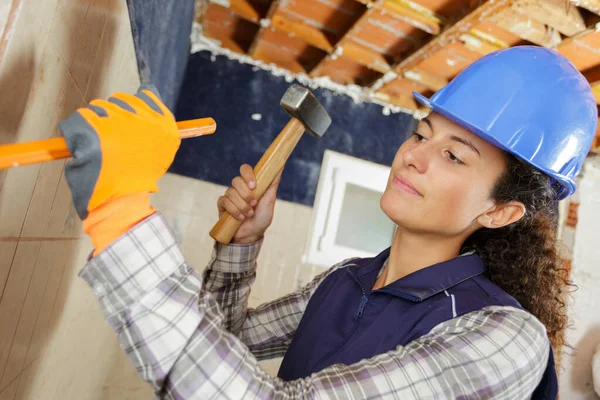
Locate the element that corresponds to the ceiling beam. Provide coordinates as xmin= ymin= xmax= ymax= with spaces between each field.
xmin=583 ymin=64 xmax=600 ymax=104
xmin=459 ymin=30 xmax=507 ymax=55
xmin=311 ymin=0 xmax=441 ymax=78
xmin=248 ymin=0 xmax=282 ymax=57
xmin=380 ymin=0 xmax=443 ymax=35
xmin=309 ymin=6 xmax=376 ymax=77
xmin=371 ymin=0 xmax=516 ymax=94
xmin=512 ymin=0 xmax=586 ymax=37
xmin=488 ymin=7 xmax=556 ymax=47
xmin=570 ymin=0 xmax=600 ymax=16
xmin=205 ymin=0 xmax=261 ymax=23
xmin=403 ymin=67 xmax=447 ymax=91
xmin=270 ymin=14 xmax=334 ymax=52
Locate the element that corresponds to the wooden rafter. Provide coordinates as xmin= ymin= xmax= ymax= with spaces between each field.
xmin=512 ymin=0 xmax=586 ymax=37
xmin=459 ymin=30 xmax=507 ymax=55
xmin=199 ymin=0 xmax=600 ymax=138
xmin=270 ymin=14 xmax=334 ymax=52
xmin=380 ymin=0 xmax=443 ymax=35
xmin=403 ymin=67 xmax=447 ymax=91
xmin=558 ymin=27 xmax=600 ymax=71
xmin=309 ymin=6 xmax=376 ymax=77
xmin=488 ymin=7 xmax=556 ymax=47
xmin=583 ymin=64 xmax=600 ymax=104
xmin=371 ymin=0 xmax=516 ymax=95
xmin=228 ymin=0 xmax=261 ymax=22
xmin=395 ymin=0 xmax=514 ymax=76
xmin=247 ymin=0 xmax=282 ymax=57
xmin=570 ymin=0 xmax=600 ymax=16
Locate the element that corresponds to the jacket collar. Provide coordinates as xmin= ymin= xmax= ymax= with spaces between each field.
xmin=348 ymin=248 xmax=486 ymax=302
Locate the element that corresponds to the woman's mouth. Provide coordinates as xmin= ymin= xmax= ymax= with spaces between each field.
xmin=393 ymin=176 xmax=423 ymax=197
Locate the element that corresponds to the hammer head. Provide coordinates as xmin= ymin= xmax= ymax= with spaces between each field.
xmin=280 ymin=85 xmax=332 ymax=138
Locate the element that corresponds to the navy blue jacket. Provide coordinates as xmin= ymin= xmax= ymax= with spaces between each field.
xmin=278 ymin=248 xmax=557 ymax=399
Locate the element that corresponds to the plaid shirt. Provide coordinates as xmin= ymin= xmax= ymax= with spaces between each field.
xmin=80 ymin=213 xmax=549 ymax=399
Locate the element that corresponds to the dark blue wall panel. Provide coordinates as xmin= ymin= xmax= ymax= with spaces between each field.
xmin=173 ymin=51 xmax=417 ymax=206
xmin=126 ymin=0 xmax=196 ymax=109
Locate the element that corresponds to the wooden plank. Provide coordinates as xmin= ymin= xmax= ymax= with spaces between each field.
xmin=253 ymin=27 xmax=326 ymax=72
xmin=209 ymin=0 xmax=261 ymax=22
xmin=376 ymin=77 xmax=429 ymax=96
xmin=24 ymin=240 xmax=73 ymax=367
xmin=309 ymin=6 xmax=377 ymax=77
xmin=248 ymin=0 xmax=283 ymax=57
xmin=459 ymin=32 xmax=504 ymax=55
xmin=393 ymin=0 xmax=444 ymax=23
xmin=416 ymin=42 xmax=481 ymax=79
xmin=558 ymin=29 xmax=600 ymax=71
xmin=0 ymin=241 xmax=73 ymax=390
xmin=403 ymin=66 xmax=447 ymax=91
xmin=203 ymin=4 xmax=260 ymax=53
xmin=583 ymin=65 xmax=600 ymax=104
xmin=410 ymin=0 xmax=478 ymax=16
xmin=0 ymin=376 xmax=18 ymax=400
xmin=375 ymin=91 xmax=418 ymax=110
xmin=570 ymin=0 xmax=600 ymax=16
xmin=353 ymin=8 xmax=428 ymax=57
xmin=0 ymin=241 xmax=41 ymax=386
xmin=0 ymin=242 xmax=18 ymax=301
xmin=313 ymin=56 xmax=383 ymax=85
xmin=591 ymin=83 xmax=600 ymax=104
xmin=471 ymin=21 xmax=522 ymax=47
xmin=254 ymin=47 xmax=306 ymax=73
xmin=270 ymin=14 xmax=334 ymax=51
xmin=513 ymin=0 xmax=586 ymax=37
xmin=381 ymin=0 xmax=441 ymax=34
xmin=594 ymin=123 xmax=600 ymax=150
xmin=342 ymin=40 xmax=391 ymax=73
xmin=277 ymin=0 xmax=365 ymax=40
xmin=203 ymin=28 xmax=247 ymax=54
xmin=584 ymin=64 xmax=600 ymax=83
xmin=371 ymin=0 xmax=516 ymax=93
xmin=489 ymin=7 xmax=554 ymax=47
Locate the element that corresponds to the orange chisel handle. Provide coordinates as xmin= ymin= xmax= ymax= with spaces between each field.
xmin=0 ymin=117 xmax=216 ymax=170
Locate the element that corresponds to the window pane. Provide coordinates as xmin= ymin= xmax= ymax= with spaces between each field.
xmin=334 ymin=183 xmax=395 ymax=254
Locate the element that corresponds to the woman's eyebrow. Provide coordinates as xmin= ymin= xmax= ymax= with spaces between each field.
xmin=450 ymin=135 xmax=481 ymax=157
xmin=422 ymin=117 xmax=481 ymax=157
xmin=422 ymin=117 xmax=433 ymax=131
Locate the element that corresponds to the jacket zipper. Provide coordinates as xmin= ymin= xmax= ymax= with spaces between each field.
xmin=313 ymin=268 xmax=369 ymax=371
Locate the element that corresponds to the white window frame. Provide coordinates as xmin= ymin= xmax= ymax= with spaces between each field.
xmin=303 ymin=150 xmax=394 ymax=268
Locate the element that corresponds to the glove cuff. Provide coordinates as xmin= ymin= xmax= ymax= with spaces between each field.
xmin=83 ymin=193 xmax=155 ymax=256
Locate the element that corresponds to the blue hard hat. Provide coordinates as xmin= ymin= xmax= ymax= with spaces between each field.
xmin=413 ymin=46 xmax=597 ymax=200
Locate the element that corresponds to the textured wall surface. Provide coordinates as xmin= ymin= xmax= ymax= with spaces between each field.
xmin=125 ymin=0 xmax=196 ymax=109
xmin=0 ymin=0 xmax=147 ymax=398
xmin=173 ymin=50 xmax=417 ymax=206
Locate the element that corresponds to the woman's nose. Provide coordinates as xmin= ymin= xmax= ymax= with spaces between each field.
xmin=402 ymin=143 xmax=429 ymax=174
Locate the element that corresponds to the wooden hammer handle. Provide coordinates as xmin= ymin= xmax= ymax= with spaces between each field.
xmin=210 ymin=118 xmax=305 ymax=244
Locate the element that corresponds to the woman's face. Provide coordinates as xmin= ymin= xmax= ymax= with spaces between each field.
xmin=381 ymin=112 xmax=508 ymax=237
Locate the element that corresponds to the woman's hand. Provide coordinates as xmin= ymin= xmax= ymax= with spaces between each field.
xmin=217 ymin=164 xmax=283 ymax=244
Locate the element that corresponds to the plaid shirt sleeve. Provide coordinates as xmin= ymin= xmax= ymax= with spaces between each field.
xmin=79 ymin=213 xmax=550 ymax=399
xmin=202 ymin=239 xmax=346 ymax=360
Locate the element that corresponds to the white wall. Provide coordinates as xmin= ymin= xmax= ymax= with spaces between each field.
xmin=560 ymin=156 xmax=600 ymax=400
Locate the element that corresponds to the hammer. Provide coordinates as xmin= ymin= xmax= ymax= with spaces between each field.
xmin=209 ymin=84 xmax=332 ymax=244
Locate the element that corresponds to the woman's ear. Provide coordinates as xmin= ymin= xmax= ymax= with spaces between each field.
xmin=477 ymin=201 xmax=526 ymax=229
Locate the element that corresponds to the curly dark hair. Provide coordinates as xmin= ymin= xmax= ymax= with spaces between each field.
xmin=461 ymin=153 xmax=571 ymax=351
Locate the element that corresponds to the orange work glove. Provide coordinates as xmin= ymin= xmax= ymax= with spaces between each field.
xmin=59 ymin=84 xmax=180 ymax=254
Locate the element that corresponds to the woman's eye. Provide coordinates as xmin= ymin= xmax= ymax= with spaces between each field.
xmin=413 ymin=132 xmax=426 ymax=142
xmin=446 ymin=151 xmax=464 ymax=165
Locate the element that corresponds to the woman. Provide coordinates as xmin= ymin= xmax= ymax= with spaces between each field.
xmin=69 ymin=46 xmax=596 ymax=399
